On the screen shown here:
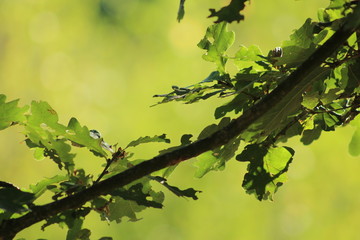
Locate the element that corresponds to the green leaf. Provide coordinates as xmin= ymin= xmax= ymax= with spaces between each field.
xmin=321 ymin=88 xmax=341 ymax=105
xmin=349 ymin=128 xmax=360 ymax=156
xmin=215 ymin=93 xmax=250 ymax=119
xmin=302 ymin=91 xmax=321 ymax=109
xmin=198 ymin=117 xmax=231 ymax=139
xmin=193 ymin=151 xmax=219 ymax=178
xmin=42 ymin=208 xmax=91 ymax=231
xmin=76 ymin=229 xmax=91 ymax=240
xmin=245 ymin=67 xmax=331 ymax=142
xmin=150 ymin=176 xmax=201 ymax=200
xmin=0 ymin=188 xmax=35 ymax=213
xmin=195 ymin=117 xmax=241 ymax=177
xmin=194 ymin=137 xmax=241 ymax=178
xmin=30 ymin=175 xmax=68 ymax=199
xmin=301 ymin=125 xmax=322 ymax=145
xmin=66 ymin=118 xmax=107 ymax=157
xmin=208 ymin=0 xmax=248 ymax=23
xmin=275 ymin=45 xmax=316 ymax=68
xmin=106 ymin=197 xmax=144 ymax=223
xmin=288 ymin=18 xmax=315 ymax=48
xmin=349 ymin=116 xmax=360 ymax=156
xmin=152 ymin=71 xmax=232 ymax=106
xmin=320 ymin=112 xmax=339 ymax=129
xmin=98 ymin=176 xmax=164 ymax=224
xmin=240 ymin=145 xmax=294 ymax=201
xmin=177 ymin=0 xmax=185 ymax=22
xmin=111 ymin=183 xmax=163 ymax=209
xmin=275 ymin=19 xmax=317 ymax=68
xmin=26 ymin=101 xmax=63 ymax=132
xmin=33 ymin=147 xmax=46 ymax=161
xmin=197 ymin=23 xmax=235 ymax=73
xmin=24 ymin=101 xmax=112 ymax=170
xmin=126 ymin=134 xmax=170 ymax=148
xmin=66 ymin=218 xmax=89 ymax=240
xmin=236 ymin=144 xmax=267 ymax=162
xmin=234 ymin=45 xmax=267 ymax=71
xmin=318 ymin=0 xmax=348 ymax=22
xmin=346 ymin=59 xmax=360 ymax=93
xmin=24 ymin=101 xmax=76 ymax=170
xmin=0 ymin=94 xmax=29 ymax=130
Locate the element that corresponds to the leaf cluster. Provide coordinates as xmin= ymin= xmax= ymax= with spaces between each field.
xmin=155 ymin=0 xmax=360 ymax=200
xmin=0 ymin=96 xmax=200 ymax=239
xmin=1 ymin=0 xmax=360 ymax=239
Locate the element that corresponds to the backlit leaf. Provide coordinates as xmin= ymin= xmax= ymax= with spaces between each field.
xmin=126 ymin=134 xmax=170 ymax=148
xmin=240 ymin=145 xmax=294 ymax=200
xmin=349 ymin=116 xmax=360 ymax=156
xmin=66 ymin=117 xmax=107 ymax=157
xmin=30 ymin=175 xmax=68 ymax=199
xmin=198 ymin=23 xmax=235 ymax=73
xmin=0 ymin=94 xmax=29 ymax=130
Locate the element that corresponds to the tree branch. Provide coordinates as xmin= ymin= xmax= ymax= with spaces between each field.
xmin=1 ymin=4 xmax=360 ymax=240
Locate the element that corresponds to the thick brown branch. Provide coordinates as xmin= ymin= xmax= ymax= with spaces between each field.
xmin=1 ymin=4 xmax=360 ymax=240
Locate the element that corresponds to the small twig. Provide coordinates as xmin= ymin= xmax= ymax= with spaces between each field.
xmin=94 ymin=148 xmax=127 ymax=184
xmin=94 ymin=159 xmax=113 ymax=184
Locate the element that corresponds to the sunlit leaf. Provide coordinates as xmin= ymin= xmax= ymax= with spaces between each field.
xmin=0 ymin=94 xmax=29 ymax=130
xmin=239 ymin=145 xmax=294 ymax=200
xmin=246 ymin=67 xmax=331 ymax=142
xmin=30 ymin=175 xmax=68 ymax=199
xmin=234 ymin=45 xmax=268 ymax=71
xmin=275 ymin=19 xmax=317 ymax=67
xmin=66 ymin=117 xmax=107 ymax=157
xmin=194 ymin=137 xmax=240 ymax=178
xmin=126 ymin=134 xmax=170 ymax=148
xmin=349 ymin=116 xmax=360 ymax=156
xmin=198 ymin=23 xmax=235 ymax=73
xmin=349 ymin=128 xmax=360 ymax=156
xmin=106 ymin=197 xmax=144 ymax=223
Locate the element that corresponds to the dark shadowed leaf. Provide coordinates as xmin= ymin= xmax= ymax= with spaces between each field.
xmin=177 ymin=0 xmax=185 ymax=22
xmin=240 ymin=145 xmax=294 ymax=200
xmin=111 ymin=183 xmax=163 ymax=208
xmin=150 ymin=176 xmax=201 ymax=200
xmin=208 ymin=0 xmax=249 ymax=23
xmin=0 ymin=188 xmax=35 ymax=213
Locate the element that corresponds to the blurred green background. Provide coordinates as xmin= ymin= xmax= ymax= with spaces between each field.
xmin=1 ymin=0 xmax=360 ymax=239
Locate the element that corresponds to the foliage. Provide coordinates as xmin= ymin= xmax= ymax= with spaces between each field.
xmin=0 ymin=95 xmax=199 ymax=238
xmin=0 ymin=0 xmax=360 ymax=239
xmin=154 ymin=0 xmax=360 ymax=199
